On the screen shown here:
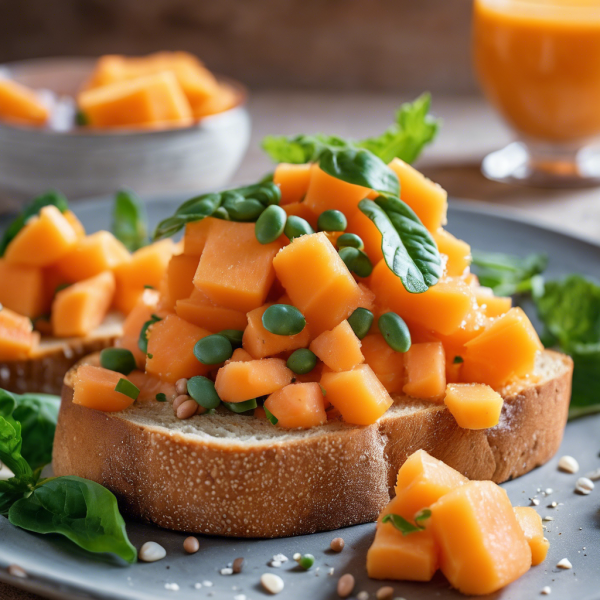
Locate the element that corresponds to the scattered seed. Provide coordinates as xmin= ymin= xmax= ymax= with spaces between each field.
xmin=556 ymin=558 xmax=572 ymax=569
xmin=232 ymin=557 xmax=244 ymax=573
xmin=292 ymin=552 xmax=301 ymax=561
xmin=542 ymin=516 xmax=554 ymax=522
xmin=541 ymin=586 xmax=552 ymax=595
xmin=220 ymin=567 xmax=233 ymax=575
xmin=7 ymin=564 xmax=26 ymax=578
xmin=575 ymin=477 xmax=594 ymax=494
xmin=545 ymin=488 xmax=553 ymax=495
xmin=272 ymin=553 xmax=288 ymax=563
xmin=183 ymin=536 xmax=199 ymax=554
xmin=328 ymin=567 xmax=335 ymax=576
xmin=234 ymin=595 xmax=247 ymax=600
xmin=173 ymin=394 xmax=189 ymax=411
xmin=337 ymin=573 xmax=355 ymax=598
xmin=585 ymin=467 xmax=600 ymax=481
xmin=165 ymin=583 xmax=180 ymax=591
xmin=558 ymin=455 xmax=579 ymax=474
xmin=269 ymin=559 xmax=282 ymax=568
xmin=175 ymin=378 xmax=188 ymax=395
xmin=530 ymin=498 xmax=540 ymax=506
xmin=330 ymin=537 xmax=345 ymax=552
xmin=203 ymin=581 xmax=213 ymax=587
xmin=261 ymin=573 xmax=284 ymax=594
xmin=194 ymin=583 xmax=203 ymax=589
xmin=139 ymin=541 xmax=166 ymax=562
xmin=376 ymin=586 xmax=394 ymax=600
xmin=357 ymin=593 xmax=369 ymax=600
xmin=549 ymin=502 xmax=558 ymax=508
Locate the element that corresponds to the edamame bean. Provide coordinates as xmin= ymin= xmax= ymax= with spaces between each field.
xmin=212 ymin=206 xmax=230 ymax=220
xmin=378 ymin=312 xmax=411 ymax=352
xmin=224 ymin=398 xmax=258 ymax=413
xmin=100 ymin=347 xmax=136 ymax=375
xmin=193 ymin=334 xmax=233 ymax=365
xmin=218 ymin=329 xmax=244 ymax=348
xmin=255 ymin=205 xmax=287 ymax=244
xmin=347 ymin=307 xmax=374 ymax=340
xmin=287 ymin=348 xmax=318 ymax=374
xmin=337 ymin=233 xmax=364 ymax=251
xmin=224 ymin=197 xmax=264 ymax=221
xmin=262 ymin=304 xmax=306 ymax=336
xmin=284 ymin=215 xmax=314 ymax=240
xmin=187 ymin=376 xmax=221 ymax=409
xmin=338 ymin=247 xmax=373 ymax=278
xmin=318 ymin=210 xmax=347 ymax=232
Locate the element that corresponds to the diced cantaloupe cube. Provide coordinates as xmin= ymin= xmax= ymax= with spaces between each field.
xmin=0 ymin=260 xmax=46 ymax=318
xmin=346 ymin=209 xmax=384 ymax=265
xmin=514 ymin=506 xmax=550 ymax=566
xmin=274 ymin=163 xmax=313 ymax=205
xmin=72 ymin=365 xmax=136 ymax=412
xmin=361 ymin=333 xmax=405 ymax=394
xmin=63 ymin=211 xmax=86 ymax=238
xmin=444 ymin=383 xmax=504 ymax=430
xmin=4 ymin=205 xmax=78 ymax=267
xmin=191 ymin=83 xmax=238 ymax=118
xmin=0 ymin=308 xmax=39 ymax=360
xmin=403 ymin=342 xmax=446 ymax=400
xmin=462 ymin=307 xmax=543 ymax=388
xmin=309 ymin=320 xmax=364 ymax=372
xmin=430 ymin=480 xmax=531 ymax=596
xmin=215 ymin=358 xmax=294 ymax=402
xmin=433 ymin=228 xmax=471 ymax=277
xmin=243 ymin=303 xmax=311 ymax=359
xmin=165 ymin=254 xmax=198 ymax=306
xmin=227 ymin=348 xmax=254 ymax=363
xmin=320 ymin=364 xmax=393 ymax=425
xmin=115 ymin=239 xmax=176 ymax=290
xmin=264 ymin=382 xmax=327 ymax=429
xmin=183 ymin=218 xmax=216 ymax=256
xmin=282 ymin=202 xmax=319 ymax=230
xmin=389 ymin=158 xmax=447 ymax=232
xmin=0 ymin=78 xmax=49 ymax=126
xmin=51 ymin=271 xmax=116 ymax=337
xmin=175 ymin=288 xmax=248 ymax=332
xmin=194 ymin=220 xmax=283 ymax=313
xmin=474 ymin=287 xmax=512 ymax=318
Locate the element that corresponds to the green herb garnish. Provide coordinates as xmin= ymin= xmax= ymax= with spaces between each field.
xmin=156 ymin=393 xmax=167 ymax=402
xmin=112 ymin=189 xmax=148 ymax=251
xmin=114 ymin=378 xmax=140 ymax=401
xmin=381 ymin=512 xmax=426 ymax=535
xmin=138 ymin=314 xmax=162 ymax=354
xmin=264 ymin=407 xmax=278 ymax=425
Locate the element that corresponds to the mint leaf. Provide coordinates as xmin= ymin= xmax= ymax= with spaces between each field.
xmin=112 ymin=189 xmax=148 ymax=251
xmin=381 ymin=513 xmax=424 ymax=535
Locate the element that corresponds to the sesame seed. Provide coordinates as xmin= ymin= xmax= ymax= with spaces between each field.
xmin=558 ymin=455 xmax=579 ymax=474
xmin=545 ymin=488 xmax=553 ymax=495
xmin=194 ymin=583 xmax=202 ymax=589
xmin=541 ymin=586 xmax=552 ymax=595
xmin=138 ymin=541 xmax=166 ymax=562
xmin=542 ymin=516 xmax=554 ymax=522
xmin=261 ymin=573 xmax=284 ymax=594
xmin=575 ymin=477 xmax=595 ymax=494
xmin=164 ymin=583 xmax=179 ymax=591
xmin=203 ymin=581 xmax=214 ymax=587
xmin=328 ymin=567 xmax=335 ymax=576
xmin=234 ymin=595 xmax=246 ymax=600
xmin=585 ymin=467 xmax=600 ymax=481
xmin=556 ymin=558 xmax=572 ymax=569
xmin=220 ymin=567 xmax=234 ymax=575
xmin=272 ymin=553 xmax=288 ymax=563
xmin=530 ymin=498 xmax=540 ymax=506
xmin=357 ymin=593 xmax=369 ymax=600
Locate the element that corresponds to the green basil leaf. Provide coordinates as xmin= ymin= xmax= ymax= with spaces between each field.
xmin=0 ymin=190 xmax=69 ymax=256
xmin=0 ymin=415 xmax=32 ymax=480
xmin=8 ymin=476 xmax=137 ymax=564
xmin=359 ymin=197 xmax=442 ymax=293
xmin=381 ymin=513 xmax=424 ymax=535
xmin=261 ymin=134 xmax=349 ymax=164
xmin=112 ymin=189 xmax=148 ymax=252
xmin=0 ymin=476 xmax=33 ymax=516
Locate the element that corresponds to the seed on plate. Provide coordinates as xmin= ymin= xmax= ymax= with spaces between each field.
xmin=328 ymin=567 xmax=335 ymax=576
xmin=330 ymin=537 xmax=345 ymax=552
xmin=585 ymin=467 xmax=600 ymax=481
xmin=183 ymin=536 xmax=199 ymax=554
xmin=545 ymin=488 xmax=553 ymax=495
xmin=556 ymin=558 xmax=572 ymax=569
xmin=139 ymin=541 xmax=166 ymax=562
xmin=542 ymin=516 xmax=554 ymax=522
xmin=7 ymin=564 xmax=26 ymax=578
xmin=376 ymin=586 xmax=394 ymax=600
xmin=232 ymin=557 xmax=244 ymax=573
xmin=357 ymin=592 xmax=369 ymax=600
xmin=541 ymin=586 xmax=552 ymax=595
xmin=558 ymin=455 xmax=579 ymax=473
xmin=164 ymin=583 xmax=179 ymax=591
xmin=337 ymin=573 xmax=355 ymax=598
xmin=530 ymin=498 xmax=540 ymax=506
xmin=173 ymin=394 xmax=189 ymax=410
xmin=575 ymin=477 xmax=594 ymax=494
xmin=220 ymin=567 xmax=233 ymax=575
xmin=175 ymin=378 xmax=188 ymax=395
xmin=261 ymin=573 xmax=284 ymax=594
xmin=177 ymin=399 xmax=198 ymax=420
xmin=272 ymin=553 xmax=288 ymax=563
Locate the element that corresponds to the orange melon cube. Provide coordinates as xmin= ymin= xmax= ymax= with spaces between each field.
xmin=243 ymin=303 xmax=310 ymax=359
xmin=63 ymin=211 xmax=86 ymax=238
xmin=346 ymin=210 xmax=384 ymax=265
xmin=194 ymin=220 xmax=283 ymax=313
xmin=55 ymin=231 xmax=131 ymax=282
xmin=127 ymin=370 xmax=175 ymax=404
xmin=389 ymin=158 xmax=447 ymax=232
xmin=366 ymin=520 xmax=438 ymax=582
xmin=361 ymin=333 xmax=405 ymax=393
xmin=145 ymin=314 xmax=211 ymax=383
xmin=114 ymin=286 xmax=145 ymax=316
xmin=51 ymin=271 xmax=116 ymax=337
xmin=309 ymin=320 xmax=364 ymax=372
xmin=0 ymin=260 xmax=46 ymax=318
xmin=430 ymin=480 xmax=531 ymax=595
xmin=4 ymin=205 xmax=78 ymax=267
xmin=264 ymin=382 xmax=327 ymax=429
xmin=514 ymin=507 xmax=549 ymax=566
xmin=320 ymin=363 xmax=393 ymax=425
xmin=274 ymin=163 xmax=313 ymax=205
xmin=0 ymin=308 xmax=39 ymax=360
xmin=282 ymin=202 xmax=319 ymax=230
xmin=191 ymin=83 xmax=238 ymax=118
xmin=115 ymin=239 xmax=176 ymax=291
xmin=78 ymin=71 xmax=193 ymax=129
xmin=433 ymin=228 xmax=471 ymax=277
xmin=371 ymin=261 xmax=474 ymax=336
xmin=444 ymin=383 xmax=504 ymax=430
xmin=72 ymin=365 xmax=136 ymax=412
xmin=215 ymin=358 xmax=294 ymax=402
xmin=462 ymin=308 xmax=543 ymax=388
xmin=403 ymin=342 xmax=446 ymax=400
xmin=304 ymin=166 xmax=371 ymax=218
xmin=183 ymin=218 xmax=216 ymax=256
xmin=0 ymin=78 xmax=49 ymax=126
xmin=166 ymin=254 xmax=198 ymax=305
xmin=175 ymin=288 xmax=248 ymax=332
xmin=474 ymin=288 xmax=512 ymax=318
xmin=273 ymin=232 xmax=363 ymax=336
xmin=227 ymin=348 xmax=254 ymax=363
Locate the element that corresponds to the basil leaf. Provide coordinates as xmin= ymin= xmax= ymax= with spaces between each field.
xmin=381 ymin=513 xmax=424 ymax=535
xmin=0 ymin=415 xmax=32 ymax=480
xmin=8 ymin=476 xmax=137 ymax=564
xmin=112 ymin=189 xmax=148 ymax=252
xmin=262 ymin=133 xmax=350 ymax=164
xmin=0 ymin=476 xmax=33 ymax=516
xmin=359 ymin=197 xmax=442 ymax=293
xmin=0 ymin=190 xmax=69 ymax=256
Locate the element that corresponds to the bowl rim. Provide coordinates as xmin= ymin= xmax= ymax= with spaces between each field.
xmin=0 ymin=55 xmax=249 ymax=138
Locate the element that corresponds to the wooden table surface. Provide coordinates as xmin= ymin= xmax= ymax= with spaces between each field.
xmin=2 ymin=92 xmax=599 ymax=600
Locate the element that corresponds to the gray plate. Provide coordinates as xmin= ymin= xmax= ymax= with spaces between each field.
xmin=1 ymin=196 xmax=599 ymax=600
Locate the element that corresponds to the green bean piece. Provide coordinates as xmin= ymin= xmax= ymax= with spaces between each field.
xmin=337 ymin=232 xmax=365 ymax=251
xmin=218 ymin=329 xmax=244 ymax=348
xmin=193 ymin=334 xmax=233 ymax=365
xmin=114 ymin=378 xmax=140 ymax=400
xmin=347 ymin=307 xmax=374 ymax=340
xmin=317 ymin=210 xmax=347 ymax=232
xmin=255 ymin=205 xmax=287 ymax=244
xmin=378 ymin=312 xmax=411 ymax=352
xmin=284 ymin=215 xmax=314 ymax=241
xmin=100 ymin=348 xmax=137 ymax=375
xmin=223 ymin=398 xmax=258 ymax=413
xmin=286 ymin=348 xmax=318 ymax=374
xmin=187 ymin=376 xmax=221 ymax=409
xmin=298 ymin=554 xmax=315 ymax=570
xmin=338 ymin=247 xmax=373 ymax=277
xmin=262 ymin=304 xmax=306 ymax=336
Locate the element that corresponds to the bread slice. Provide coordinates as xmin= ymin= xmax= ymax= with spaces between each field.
xmin=0 ymin=313 xmax=123 ymax=395
xmin=52 ymin=349 xmax=572 ymax=538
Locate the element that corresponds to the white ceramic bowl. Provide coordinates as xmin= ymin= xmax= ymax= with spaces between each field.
xmin=0 ymin=57 xmax=251 ymax=204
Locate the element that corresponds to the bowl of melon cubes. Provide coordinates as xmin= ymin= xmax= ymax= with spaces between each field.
xmin=0 ymin=52 xmax=250 ymax=201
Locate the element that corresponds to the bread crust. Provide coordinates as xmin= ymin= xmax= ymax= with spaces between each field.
xmin=52 ymin=350 xmax=572 ymax=538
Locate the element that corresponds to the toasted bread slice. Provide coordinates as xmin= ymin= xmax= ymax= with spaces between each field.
xmin=0 ymin=313 xmax=123 ymax=395
xmin=52 ymin=350 xmax=572 ymax=538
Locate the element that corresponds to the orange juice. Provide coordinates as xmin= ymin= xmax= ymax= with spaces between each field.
xmin=473 ymin=0 xmax=600 ymax=142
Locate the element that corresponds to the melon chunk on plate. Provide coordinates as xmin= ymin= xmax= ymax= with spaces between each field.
xmin=444 ymin=383 xmax=504 ymax=430
xmin=514 ymin=506 xmax=550 ymax=566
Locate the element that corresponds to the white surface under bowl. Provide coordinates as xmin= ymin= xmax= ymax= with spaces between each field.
xmin=0 ymin=57 xmax=251 ymax=206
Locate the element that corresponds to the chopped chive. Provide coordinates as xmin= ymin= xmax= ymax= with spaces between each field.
xmin=138 ymin=314 xmax=161 ymax=354
xmin=319 ymin=384 xmax=327 ymax=397
xmin=264 ymin=407 xmax=278 ymax=425
xmin=143 ymin=284 xmax=155 ymax=289
xmin=114 ymin=378 xmax=140 ymax=400
xmin=156 ymin=393 xmax=167 ymax=402
xmin=147 ymin=353 xmax=153 ymax=359
xmin=223 ymin=399 xmax=257 ymax=413
xmin=100 ymin=348 xmax=136 ymax=375
xmin=453 ymin=356 xmax=464 ymax=364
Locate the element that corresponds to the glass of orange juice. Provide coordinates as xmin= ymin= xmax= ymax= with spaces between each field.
xmin=473 ymin=0 xmax=600 ymax=186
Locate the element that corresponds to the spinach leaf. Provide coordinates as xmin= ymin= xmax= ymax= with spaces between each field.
xmin=381 ymin=513 xmax=425 ymax=535
xmin=112 ymin=189 xmax=148 ymax=252
xmin=262 ymin=133 xmax=352 ymax=164
xmin=8 ymin=476 xmax=137 ymax=564
xmin=0 ymin=415 xmax=32 ymax=480
xmin=0 ymin=190 xmax=69 ymax=256
xmin=359 ymin=197 xmax=442 ymax=293
xmin=566 ymin=342 xmax=600 ymax=419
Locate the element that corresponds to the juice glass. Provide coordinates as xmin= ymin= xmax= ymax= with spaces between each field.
xmin=473 ymin=0 xmax=600 ymax=186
